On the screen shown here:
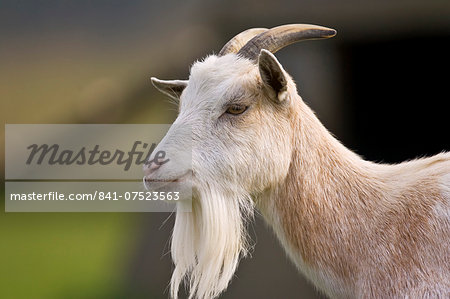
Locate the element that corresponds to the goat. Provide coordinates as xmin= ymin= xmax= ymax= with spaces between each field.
xmin=145 ymin=24 xmax=450 ymax=299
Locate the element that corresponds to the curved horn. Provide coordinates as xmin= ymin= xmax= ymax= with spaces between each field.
xmin=218 ymin=28 xmax=268 ymax=56
xmin=237 ymin=24 xmax=336 ymax=61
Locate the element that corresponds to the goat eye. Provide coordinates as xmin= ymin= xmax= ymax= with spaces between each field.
xmin=226 ymin=105 xmax=247 ymax=115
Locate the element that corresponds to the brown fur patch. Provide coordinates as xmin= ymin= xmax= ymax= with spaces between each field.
xmin=270 ymin=98 xmax=449 ymax=297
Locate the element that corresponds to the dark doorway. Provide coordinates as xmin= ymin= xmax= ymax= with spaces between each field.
xmin=339 ymin=34 xmax=450 ymax=163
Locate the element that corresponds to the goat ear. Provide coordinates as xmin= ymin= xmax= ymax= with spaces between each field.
xmin=151 ymin=77 xmax=187 ymax=100
xmin=258 ymin=49 xmax=288 ymax=102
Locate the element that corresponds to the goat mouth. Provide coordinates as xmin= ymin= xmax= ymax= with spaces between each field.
xmin=146 ymin=171 xmax=192 ymax=183
xmin=143 ymin=171 xmax=192 ymax=190
xmin=148 ymin=178 xmax=180 ymax=183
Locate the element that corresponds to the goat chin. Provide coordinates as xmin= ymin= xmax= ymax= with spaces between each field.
xmin=170 ymin=183 xmax=254 ymax=299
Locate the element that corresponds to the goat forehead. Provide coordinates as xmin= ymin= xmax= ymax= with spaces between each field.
xmin=180 ymin=54 xmax=257 ymax=110
xmin=190 ymin=54 xmax=255 ymax=81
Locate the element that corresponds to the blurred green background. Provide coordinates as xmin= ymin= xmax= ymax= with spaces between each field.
xmin=1 ymin=1 xmax=449 ymax=298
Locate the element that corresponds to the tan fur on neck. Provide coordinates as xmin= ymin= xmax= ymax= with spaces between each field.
xmin=261 ymin=96 xmax=450 ymax=298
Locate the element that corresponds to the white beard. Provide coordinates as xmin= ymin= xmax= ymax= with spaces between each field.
xmin=170 ymin=184 xmax=254 ymax=299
